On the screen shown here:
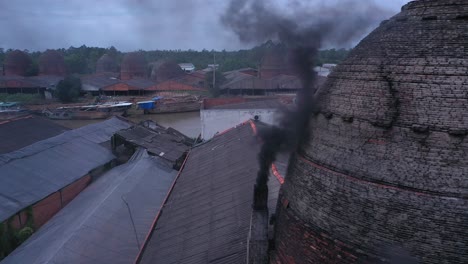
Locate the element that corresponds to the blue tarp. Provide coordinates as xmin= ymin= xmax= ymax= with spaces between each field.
xmin=137 ymin=101 xmax=155 ymax=110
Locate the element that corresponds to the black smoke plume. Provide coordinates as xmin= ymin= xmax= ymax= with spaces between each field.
xmin=221 ymin=0 xmax=390 ymax=210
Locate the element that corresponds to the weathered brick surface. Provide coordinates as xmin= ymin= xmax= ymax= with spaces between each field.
xmin=272 ymin=1 xmax=468 ymax=263
xmin=60 ymin=175 xmax=91 ymax=207
xmin=273 ymin=156 xmax=467 ymax=263
xmin=304 ymin=115 xmax=467 ymax=195
xmin=32 ymin=192 xmax=62 ymax=228
xmin=320 ymin=0 xmax=468 ymax=133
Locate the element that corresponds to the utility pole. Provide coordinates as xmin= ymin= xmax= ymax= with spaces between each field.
xmin=213 ymin=52 xmax=216 ymax=91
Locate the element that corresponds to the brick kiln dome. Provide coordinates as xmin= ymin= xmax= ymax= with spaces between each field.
xmin=273 ymin=1 xmax=468 ymax=263
xmin=4 ymin=50 xmax=32 ymax=76
xmin=150 ymin=60 xmax=184 ymax=82
xmin=96 ymin=54 xmax=118 ymax=74
xmin=259 ymin=48 xmax=291 ymax=79
xmin=120 ymin=52 xmax=146 ymax=80
xmin=39 ymin=50 xmax=66 ymax=76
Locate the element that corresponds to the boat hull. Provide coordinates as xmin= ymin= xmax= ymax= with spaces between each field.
xmin=43 ymin=109 xmax=116 ymax=120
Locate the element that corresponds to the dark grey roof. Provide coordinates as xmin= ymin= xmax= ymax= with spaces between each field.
xmin=81 ymin=75 xmax=121 ymax=91
xmin=0 ymin=75 xmax=64 ymax=89
xmin=1 ymin=149 xmax=177 ymax=264
xmin=208 ymin=99 xmax=283 ymax=110
xmin=28 ymin=75 xmax=64 ymax=89
xmin=114 ymin=123 xmax=191 ymax=164
xmin=221 ymin=74 xmax=302 ymax=91
xmin=138 ymin=121 xmax=282 ymax=264
xmin=0 ymin=117 xmax=132 ymax=223
xmin=0 ymin=116 xmax=69 ymax=154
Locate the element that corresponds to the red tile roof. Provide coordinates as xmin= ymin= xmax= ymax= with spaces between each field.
xmin=154 ymin=80 xmax=206 ymax=91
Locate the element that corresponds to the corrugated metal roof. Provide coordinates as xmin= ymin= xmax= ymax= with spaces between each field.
xmin=0 ymin=117 xmax=132 ymax=223
xmin=81 ymin=75 xmax=121 ymax=91
xmin=114 ymin=123 xmax=191 ymax=164
xmin=1 ymin=149 xmax=178 ymax=264
xmin=0 ymin=115 xmax=69 ymax=154
xmin=138 ymin=121 xmax=282 ymax=264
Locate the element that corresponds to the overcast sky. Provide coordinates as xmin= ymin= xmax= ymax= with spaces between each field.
xmin=0 ymin=0 xmax=411 ymax=52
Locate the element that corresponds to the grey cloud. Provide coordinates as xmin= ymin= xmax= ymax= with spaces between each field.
xmin=0 ymin=0 xmax=410 ymax=51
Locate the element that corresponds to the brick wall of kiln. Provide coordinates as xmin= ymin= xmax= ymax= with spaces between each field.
xmin=271 ymin=1 xmax=468 ymax=263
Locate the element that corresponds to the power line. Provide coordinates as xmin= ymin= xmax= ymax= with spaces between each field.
xmin=121 ymin=195 xmax=141 ymax=250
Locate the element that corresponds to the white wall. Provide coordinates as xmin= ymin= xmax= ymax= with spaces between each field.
xmin=201 ymin=109 xmax=278 ymax=140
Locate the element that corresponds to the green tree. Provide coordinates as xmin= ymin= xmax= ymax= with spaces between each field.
xmin=205 ymin=70 xmax=226 ymax=98
xmin=55 ymin=76 xmax=82 ymax=103
xmin=0 ymin=48 xmax=5 ymax=70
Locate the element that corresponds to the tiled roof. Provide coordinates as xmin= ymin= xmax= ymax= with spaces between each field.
xmin=154 ymin=80 xmax=206 ymax=91
xmin=124 ymin=78 xmax=157 ymax=90
xmin=137 ymin=121 xmax=283 ymax=264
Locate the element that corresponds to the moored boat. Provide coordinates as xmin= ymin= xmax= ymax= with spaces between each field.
xmin=43 ymin=101 xmax=133 ymax=120
xmin=137 ymin=95 xmax=201 ymax=114
xmin=0 ymin=102 xmax=29 ymax=120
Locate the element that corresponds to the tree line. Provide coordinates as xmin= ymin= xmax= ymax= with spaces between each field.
xmin=0 ymin=42 xmax=350 ymax=76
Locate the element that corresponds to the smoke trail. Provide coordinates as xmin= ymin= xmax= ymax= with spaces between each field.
xmin=221 ymin=0 xmax=391 ymax=210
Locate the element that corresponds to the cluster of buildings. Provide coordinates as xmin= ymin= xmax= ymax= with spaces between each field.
xmin=1 ymin=1 xmax=467 ymax=263
xmin=0 ymin=48 xmax=321 ymax=99
xmin=220 ymin=50 xmax=327 ymax=96
xmin=0 ymin=51 xmax=208 ymax=97
xmin=0 ymin=103 xmax=287 ymax=263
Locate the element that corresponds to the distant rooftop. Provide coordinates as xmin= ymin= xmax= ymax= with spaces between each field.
xmin=0 ymin=115 xmax=69 ymax=154
xmin=209 ymin=99 xmax=283 ymax=110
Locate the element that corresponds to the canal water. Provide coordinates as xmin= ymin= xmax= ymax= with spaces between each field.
xmin=51 ymin=111 xmax=201 ymax=138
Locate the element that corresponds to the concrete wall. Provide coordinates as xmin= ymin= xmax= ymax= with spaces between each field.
xmin=201 ymin=109 xmax=278 ymax=140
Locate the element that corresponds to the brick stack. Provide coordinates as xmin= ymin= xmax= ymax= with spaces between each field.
xmin=4 ymin=50 xmax=32 ymax=76
xmin=38 ymin=50 xmax=66 ymax=76
xmin=272 ymin=0 xmax=468 ymax=263
xmin=95 ymin=54 xmax=118 ymax=74
xmin=259 ymin=48 xmax=291 ymax=79
xmin=120 ymin=52 xmax=146 ymax=81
